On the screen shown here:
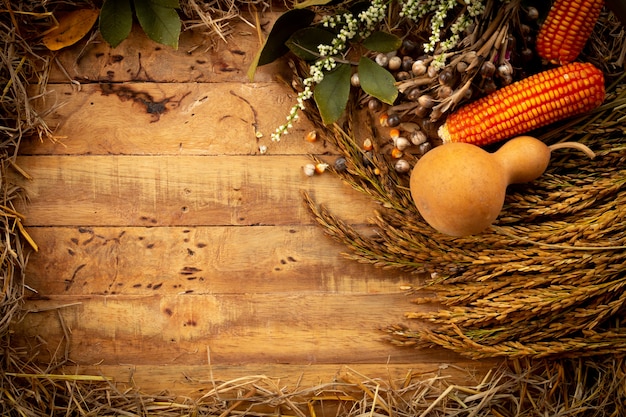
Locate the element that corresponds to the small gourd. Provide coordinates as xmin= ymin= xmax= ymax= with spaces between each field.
xmin=409 ymin=136 xmax=594 ymax=237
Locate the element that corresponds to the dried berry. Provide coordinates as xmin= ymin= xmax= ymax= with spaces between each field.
xmin=410 ymin=130 xmax=428 ymax=146
xmin=412 ymin=61 xmax=427 ymax=76
xmin=375 ymin=53 xmax=389 ymax=67
xmin=350 ymin=73 xmax=360 ymax=87
xmin=418 ymin=95 xmax=435 ymax=109
xmin=388 ymin=56 xmax=402 ymax=71
xmin=394 ymin=159 xmax=410 ymax=173
xmin=334 ymin=157 xmax=347 ymax=172
xmin=368 ymin=98 xmax=382 ymax=112
xmin=396 ymin=71 xmax=411 ymax=81
xmin=402 ymin=56 xmax=414 ymax=72
xmin=406 ymin=88 xmax=421 ymax=101
xmin=438 ymin=68 xmax=455 ymax=86
xmin=394 ymin=137 xmax=411 ymax=151
xmin=400 ymin=39 xmax=417 ymax=55
xmin=387 ymin=113 xmax=401 ymax=127
xmin=480 ymin=61 xmax=496 ymax=78
xmin=415 ymin=105 xmax=430 ymax=118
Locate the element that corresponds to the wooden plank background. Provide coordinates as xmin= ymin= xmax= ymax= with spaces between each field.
xmin=10 ymin=14 xmax=497 ymax=397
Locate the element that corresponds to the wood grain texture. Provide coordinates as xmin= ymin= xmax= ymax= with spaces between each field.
xmin=11 ymin=155 xmax=377 ymax=226
xmin=22 ymin=226 xmax=417 ymax=296
xmin=16 ymin=294 xmax=458 ymax=366
xmin=24 ymin=82 xmax=319 ymax=156
xmin=47 ymin=16 xmax=286 ymax=84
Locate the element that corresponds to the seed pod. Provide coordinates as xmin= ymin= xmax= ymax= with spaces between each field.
xmin=418 ymin=142 xmax=432 ymax=155
xmin=497 ymin=62 xmax=513 ymax=78
xmin=303 ymin=163 xmax=316 ymax=177
xmin=368 ymin=98 xmax=382 ymax=112
xmin=456 ymin=61 xmax=468 ymax=73
xmin=483 ymin=78 xmax=497 ymax=94
xmin=389 ymin=128 xmax=401 ymax=139
xmin=388 ymin=56 xmax=402 ymax=71
xmin=315 ymin=163 xmax=329 ymax=174
xmin=527 ymin=6 xmax=539 ymax=20
xmin=480 ymin=61 xmax=496 ymax=78
xmin=410 ymin=130 xmax=428 ymax=146
xmin=396 ymin=71 xmax=411 ymax=81
xmin=427 ymin=65 xmax=439 ymax=78
xmin=350 ymin=73 xmax=360 ymax=87
xmin=387 ymin=113 xmax=401 ymax=127
xmin=412 ymin=61 xmax=427 ymax=76
xmin=334 ymin=157 xmax=347 ymax=172
xmin=391 ymin=147 xmax=403 ymax=159
xmin=438 ymin=68 xmax=455 ymax=86
xmin=415 ymin=105 xmax=430 ymax=119
xmin=394 ymin=136 xmax=411 ymax=151
xmin=438 ymin=85 xmax=453 ymax=99
xmin=394 ymin=159 xmax=410 ymax=173
xmin=402 ymin=56 xmax=414 ymax=71
xmin=375 ymin=53 xmax=389 ymax=67
xmin=400 ymin=39 xmax=417 ymax=55
xmin=418 ymin=94 xmax=435 ymax=109
xmin=406 ymin=88 xmax=421 ymax=101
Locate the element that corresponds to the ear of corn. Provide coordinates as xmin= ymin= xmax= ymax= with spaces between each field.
xmin=438 ymin=62 xmax=605 ymax=146
xmin=536 ymin=0 xmax=604 ymax=65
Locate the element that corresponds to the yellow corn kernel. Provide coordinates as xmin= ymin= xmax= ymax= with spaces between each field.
xmin=536 ymin=0 xmax=604 ymax=65
xmin=438 ymin=62 xmax=605 ymax=146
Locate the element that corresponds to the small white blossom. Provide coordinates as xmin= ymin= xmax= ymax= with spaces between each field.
xmin=272 ymin=0 xmax=388 ymax=141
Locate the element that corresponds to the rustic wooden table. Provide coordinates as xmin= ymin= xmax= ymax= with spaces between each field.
xmin=11 ymin=15 xmax=495 ymax=396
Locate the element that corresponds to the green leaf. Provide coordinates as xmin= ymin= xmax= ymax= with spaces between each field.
xmin=257 ymin=9 xmax=316 ymax=66
xmin=314 ymin=63 xmax=351 ymax=124
xmin=362 ymin=31 xmax=402 ymax=53
xmin=99 ymin=0 xmax=133 ymax=48
xmin=358 ymin=56 xmax=398 ymax=105
xmin=133 ymin=0 xmax=181 ymax=49
xmin=148 ymin=0 xmax=179 ymax=7
xmin=248 ymin=9 xmax=316 ymax=80
xmin=286 ymin=27 xmax=335 ymax=61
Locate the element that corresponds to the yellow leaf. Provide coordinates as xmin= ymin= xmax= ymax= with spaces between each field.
xmin=43 ymin=9 xmax=100 ymax=51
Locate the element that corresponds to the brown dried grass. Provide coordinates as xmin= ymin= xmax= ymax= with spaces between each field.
xmin=1 ymin=1 xmax=626 ymax=416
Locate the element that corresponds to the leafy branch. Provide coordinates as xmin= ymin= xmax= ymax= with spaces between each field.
xmin=248 ymin=0 xmax=401 ymax=139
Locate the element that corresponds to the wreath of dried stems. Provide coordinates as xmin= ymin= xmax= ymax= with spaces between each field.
xmin=1 ymin=0 xmax=626 ymax=415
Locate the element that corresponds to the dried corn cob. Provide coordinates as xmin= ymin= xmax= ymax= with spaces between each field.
xmin=438 ymin=62 xmax=605 ymax=146
xmin=536 ymin=0 xmax=604 ymax=65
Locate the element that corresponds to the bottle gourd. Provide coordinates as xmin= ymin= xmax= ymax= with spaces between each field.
xmin=409 ymin=136 xmax=593 ymax=237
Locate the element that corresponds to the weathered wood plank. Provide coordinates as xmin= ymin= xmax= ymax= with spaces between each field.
xmin=23 ymin=226 xmax=417 ymax=296
xmin=25 ymin=82 xmax=320 ymax=156
xmin=14 ymin=294 xmax=457 ymax=366
xmin=66 ymin=362 xmax=498 ymax=399
xmin=47 ymin=16 xmax=284 ymax=84
xmin=11 ymin=155 xmax=381 ymax=226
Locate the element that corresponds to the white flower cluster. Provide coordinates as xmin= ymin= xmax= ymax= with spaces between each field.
xmin=400 ymin=0 xmax=489 ymax=54
xmin=271 ymin=0 xmax=388 ymax=141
